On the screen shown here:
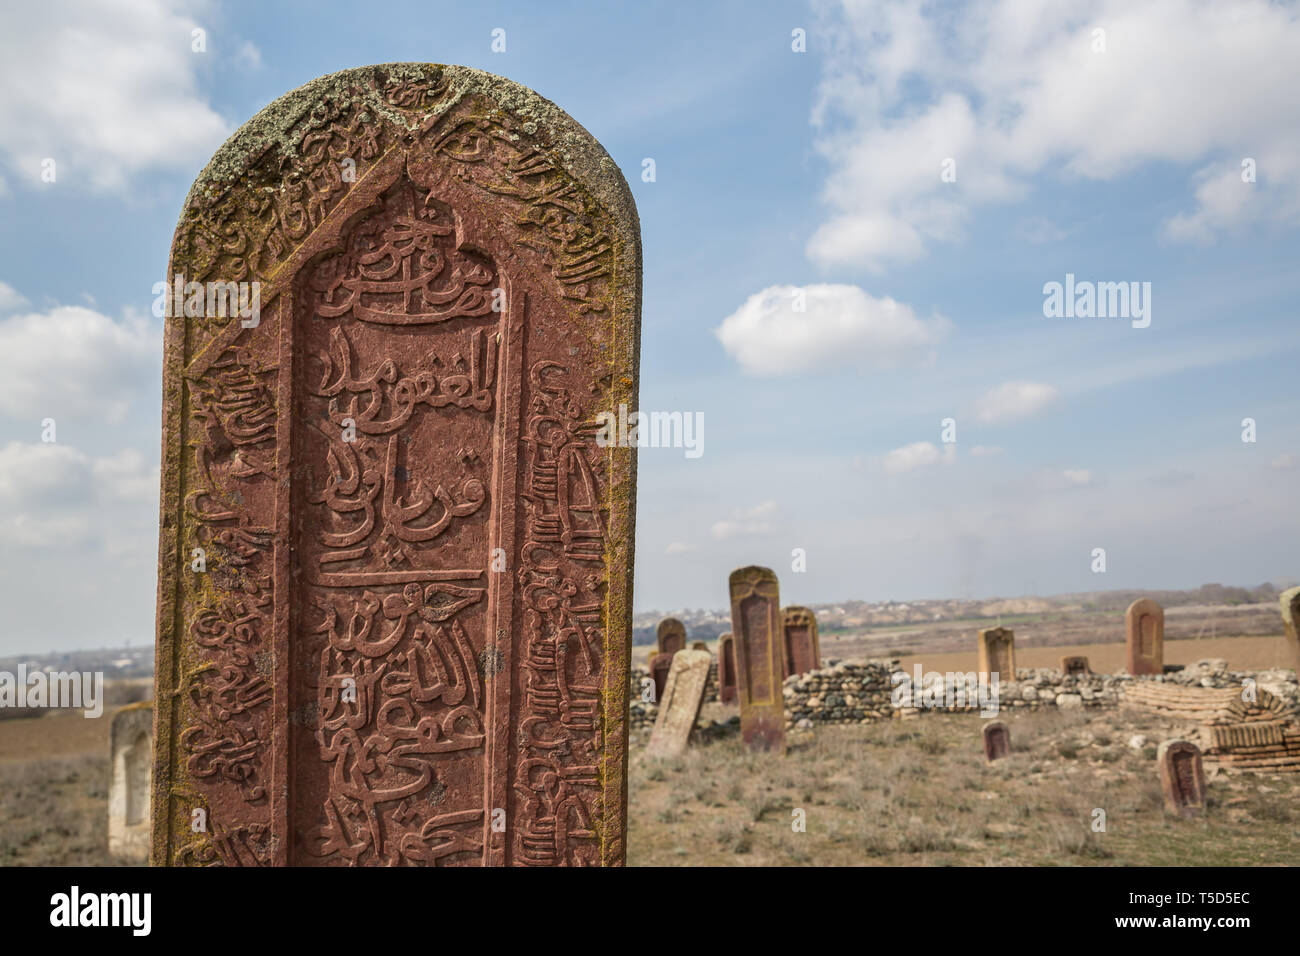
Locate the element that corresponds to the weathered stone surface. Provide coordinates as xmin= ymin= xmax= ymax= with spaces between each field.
xmin=656 ymin=617 xmax=686 ymax=655
xmin=781 ymin=605 xmax=820 ymax=678
xmin=729 ymin=566 xmax=784 ymax=752
xmin=977 ymin=626 xmax=1015 ymax=681
xmin=718 ymin=632 xmax=737 ymax=705
xmin=1281 ymin=587 xmax=1300 ymax=676
xmin=1126 ymin=597 xmax=1164 ymax=676
xmin=690 ymin=641 xmax=708 ymax=651
xmin=109 ymin=702 xmax=154 ymax=862
xmin=646 ymin=649 xmax=711 ymax=758
xmin=982 ymin=720 xmax=1010 ymax=761
xmin=1157 ymin=739 xmax=1206 ymax=817
xmin=1061 ymin=655 xmax=1090 ymax=676
xmin=153 ymin=64 xmax=640 ymax=866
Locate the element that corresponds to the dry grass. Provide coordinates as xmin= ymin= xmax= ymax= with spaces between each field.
xmin=627 ymin=706 xmax=1300 ymax=865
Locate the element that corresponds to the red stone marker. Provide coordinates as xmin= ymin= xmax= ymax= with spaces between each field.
xmin=1061 ymin=656 xmax=1090 ymax=677
xmin=717 ymin=632 xmax=737 ymax=705
xmin=977 ymin=626 xmax=1015 ymax=681
xmin=729 ymin=567 xmax=785 ymax=752
xmin=781 ymin=605 xmax=821 ymax=677
xmin=153 ymin=64 xmax=640 ymax=866
xmin=648 ymin=652 xmax=673 ymax=703
xmin=656 ymin=617 xmax=687 ymax=656
xmin=1280 ymin=587 xmax=1300 ymax=676
xmin=982 ymin=721 xmax=1010 ymax=761
xmin=1157 ymin=740 xmax=1206 ymax=817
xmin=1126 ymin=597 xmax=1164 ymax=676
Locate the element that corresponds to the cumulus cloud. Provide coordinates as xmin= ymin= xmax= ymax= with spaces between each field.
xmin=0 ymin=281 xmax=28 ymax=313
xmin=0 ymin=302 xmax=159 ymax=424
xmin=1270 ymin=454 xmax=1297 ymax=472
xmin=711 ymin=500 xmax=777 ymax=540
xmin=973 ymin=381 xmax=1060 ymax=424
xmin=808 ymin=0 xmax=1300 ymax=270
xmin=882 ymin=441 xmax=955 ymax=475
xmin=0 ymin=0 xmax=235 ymax=191
xmin=715 ymin=283 xmax=948 ymax=375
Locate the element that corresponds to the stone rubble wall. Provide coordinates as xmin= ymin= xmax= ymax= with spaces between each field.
xmin=630 ymin=660 xmax=721 ymax=732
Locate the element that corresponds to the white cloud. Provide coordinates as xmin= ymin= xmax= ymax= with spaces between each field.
xmin=0 ymin=281 xmax=28 ymax=313
xmin=715 ymin=283 xmax=947 ymax=375
xmin=0 ymin=302 xmax=159 ymax=424
xmin=973 ymin=381 xmax=1059 ymax=424
xmin=0 ymin=0 xmax=235 ymax=191
xmin=970 ymin=445 xmax=1003 ymax=457
xmin=711 ymin=500 xmax=777 ymax=540
xmin=1270 ymin=453 xmax=1297 ymax=472
xmin=808 ymin=0 xmax=1300 ymax=270
xmin=665 ymin=541 xmax=697 ymax=554
xmin=882 ymin=441 xmax=955 ymax=475
xmin=1061 ymin=469 xmax=1092 ymax=487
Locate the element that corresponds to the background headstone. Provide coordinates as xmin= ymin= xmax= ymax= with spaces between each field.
xmin=781 ymin=606 xmax=821 ymax=678
xmin=718 ymin=633 xmax=737 ymax=705
xmin=657 ymin=617 xmax=687 ymax=656
xmin=1061 ymin=655 xmax=1090 ymax=676
xmin=646 ymin=650 xmax=712 ymax=758
xmin=1280 ymin=587 xmax=1300 ymax=675
xmin=1126 ymin=597 xmax=1165 ymax=675
xmin=109 ymin=702 xmax=154 ymax=863
xmin=977 ymin=626 xmax=1016 ymax=681
xmin=729 ymin=567 xmax=785 ymax=752
xmin=982 ymin=721 xmax=1010 ymax=761
xmin=1157 ymin=739 xmax=1206 ymax=817
xmin=153 ymin=63 xmax=640 ymax=867
xmin=649 ymin=653 xmax=673 ymax=703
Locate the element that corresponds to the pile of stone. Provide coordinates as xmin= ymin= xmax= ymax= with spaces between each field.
xmin=782 ymin=659 xmax=899 ymax=727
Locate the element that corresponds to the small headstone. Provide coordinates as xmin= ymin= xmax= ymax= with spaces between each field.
xmin=691 ymin=641 xmax=708 ymax=651
xmin=982 ymin=721 xmax=1010 ymax=761
xmin=657 ymin=618 xmax=687 ymax=656
xmin=1157 ymin=740 xmax=1206 ymax=817
xmin=109 ymin=703 xmax=153 ymax=862
xmin=649 ymin=653 xmax=673 ymax=703
xmin=1126 ymin=597 xmax=1165 ymax=675
xmin=1280 ymin=587 xmax=1300 ymax=675
xmin=729 ymin=567 xmax=785 ymax=752
xmin=718 ymin=633 xmax=737 ymax=705
xmin=1061 ymin=655 xmax=1090 ymax=676
xmin=646 ymin=650 xmax=712 ymax=758
xmin=781 ymin=606 xmax=821 ymax=677
xmin=977 ymin=626 xmax=1015 ymax=681
xmin=152 ymin=64 xmax=641 ymax=867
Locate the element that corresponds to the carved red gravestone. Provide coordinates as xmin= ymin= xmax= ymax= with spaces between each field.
xmin=1280 ymin=587 xmax=1300 ymax=676
xmin=729 ymin=567 xmax=785 ymax=752
xmin=982 ymin=721 xmax=1010 ymax=761
xmin=717 ymin=632 xmax=737 ymax=705
xmin=1061 ymin=656 xmax=1090 ymax=677
xmin=656 ymin=617 xmax=686 ymax=656
xmin=977 ymin=626 xmax=1015 ymax=681
xmin=781 ymin=606 xmax=821 ymax=678
xmin=1126 ymin=597 xmax=1164 ymax=676
xmin=152 ymin=64 xmax=641 ymax=866
xmin=648 ymin=652 xmax=673 ymax=703
xmin=1157 ymin=740 xmax=1206 ymax=817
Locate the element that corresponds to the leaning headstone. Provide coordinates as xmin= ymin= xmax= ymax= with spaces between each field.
xmin=717 ymin=633 xmax=737 ymax=705
xmin=1061 ymin=656 xmax=1090 ymax=677
xmin=109 ymin=702 xmax=154 ymax=862
xmin=648 ymin=652 xmax=673 ymax=703
xmin=646 ymin=649 xmax=711 ymax=758
xmin=982 ymin=721 xmax=1010 ymax=761
xmin=1280 ymin=587 xmax=1300 ymax=676
xmin=781 ymin=606 xmax=821 ymax=677
xmin=1157 ymin=740 xmax=1206 ymax=817
xmin=657 ymin=617 xmax=687 ymax=656
xmin=153 ymin=64 xmax=641 ymax=867
xmin=729 ymin=567 xmax=785 ymax=752
xmin=1126 ymin=597 xmax=1164 ymax=676
xmin=977 ymin=626 xmax=1016 ymax=681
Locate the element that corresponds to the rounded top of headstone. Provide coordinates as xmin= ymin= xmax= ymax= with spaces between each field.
xmin=729 ymin=565 xmax=777 ymax=585
xmin=1126 ymin=596 xmax=1163 ymax=617
xmin=657 ymin=617 xmax=686 ymax=637
xmin=171 ymin=62 xmax=639 ymax=273
xmin=1281 ymin=586 xmax=1300 ymax=621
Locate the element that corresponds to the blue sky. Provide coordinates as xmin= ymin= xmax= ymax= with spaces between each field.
xmin=0 ymin=0 xmax=1297 ymax=654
